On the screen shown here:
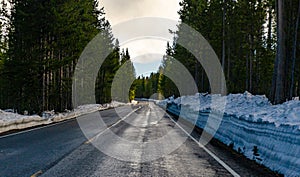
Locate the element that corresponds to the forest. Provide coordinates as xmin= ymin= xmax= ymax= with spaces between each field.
xmin=0 ymin=0 xmax=299 ymax=114
xmin=0 ymin=0 xmax=135 ymax=114
xmin=138 ymin=0 xmax=300 ymax=105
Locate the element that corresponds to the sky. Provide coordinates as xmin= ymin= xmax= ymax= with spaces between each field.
xmin=99 ymin=0 xmax=181 ymax=77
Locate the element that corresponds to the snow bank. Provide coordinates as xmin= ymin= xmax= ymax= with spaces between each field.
xmin=0 ymin=110 xmax=49 ymax=133
xmin=160 ymin=92 xmax=300 ymax=128
xmin=157 ymin=92 xmax=300 ymax=176
xmin=0 ymin=101 xmax=126 ymax=134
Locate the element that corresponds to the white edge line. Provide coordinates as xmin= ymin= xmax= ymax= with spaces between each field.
xmin=167 ymin=113 xmax=241 ymax=177
xmin=0 ymin=118 xmax=76 ymax=139
xmin=0 ymin=107 xmax=116 ymax=139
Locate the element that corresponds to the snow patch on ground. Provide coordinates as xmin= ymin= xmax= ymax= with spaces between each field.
xmin=0 ymin=101 xmax=126 ymax=134
xmin=158 ymin=91 xmax=300 ymax=128
xmin=157 ymin=92 xmax=300 ymax=176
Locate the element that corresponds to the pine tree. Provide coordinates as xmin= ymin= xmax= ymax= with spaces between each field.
xmin=111 ymin=48 xmax=136 ymax=102
xmin=0 ymin=0 xmax=120 ymax=113
xmin=160 ymin=0 xmax=275 ymax=99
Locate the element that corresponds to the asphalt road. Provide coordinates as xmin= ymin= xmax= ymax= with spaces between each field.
xmin=0 ymin=105 xmax=134 ymax=177
xmin=0 ymin=102 xmax=277 ymax=177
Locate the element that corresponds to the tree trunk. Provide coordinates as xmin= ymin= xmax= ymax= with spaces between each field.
xmin=194 ymin=61 xmax=199 ymax=89
xmin=272 ymin=0 xmax=286 ymax=104
xmin=246 ymin=53 xmax=249 ymax=91
xmin=222 ymin=0 xmax=226 ymax=94
xmin=227 ymin=42 xmax=230 ymax=80
xmin=267 ymin=3 xmax=273 ymax=50
xmin=249 ymin=1 xmax=255 ymax=93
xmin=289 ymin=0 xmax=300 ymax=99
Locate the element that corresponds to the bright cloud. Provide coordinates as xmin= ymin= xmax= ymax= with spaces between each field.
xmin=99 ymin=0 xmax=181 ymax=25
xmin=98 ymin=0 xmax=181 ymax=75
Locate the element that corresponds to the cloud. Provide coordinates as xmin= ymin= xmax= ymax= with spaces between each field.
xmin=133 ymin=60 xmax=162 ymax=77
xmin=99 ymin=0 xmax=181 ymax=25
xmin=121 ymin=39 xmax=166 ymax=63
xmin=98 ymin=0 xmax=181 ymax=75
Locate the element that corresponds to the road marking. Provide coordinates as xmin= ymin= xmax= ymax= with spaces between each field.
xmin=30 ymin=170 xmax=43 ymax=177
xmin=166 ymin=113 xmax=241 ymax=177
xmin=85 ymin=106 xmax=142 ymax=144
xmin=0 ymin=108 xmax=114 ymax=139
xmin=0 ymin=118 xmax=75 ymax=139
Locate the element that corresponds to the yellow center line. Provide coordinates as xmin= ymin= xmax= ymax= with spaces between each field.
xmin=30 ymin=170 xmax=43 ymax=177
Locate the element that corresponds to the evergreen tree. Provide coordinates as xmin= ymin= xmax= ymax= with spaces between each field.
xmin=0 ymin=0 xmax=122 ymax=113
xmin=159 ymin=0 xmax=278 ymax=100
xmin=111 ymin=48 xmax=136 ymax=102
xmin=271 ymin=0 xmax=300 ymax=103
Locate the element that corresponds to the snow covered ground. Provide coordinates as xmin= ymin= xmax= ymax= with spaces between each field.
xmin=0 ymin=101 xmax=126 ymax=134
xmin=157 ymin=92 xmax=300 ymax=177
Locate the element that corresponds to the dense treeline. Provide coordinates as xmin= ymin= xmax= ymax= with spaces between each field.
xmin=0 ymin=0 xmax=299 ymax=114
xmin=110 ymin=48 xmax=136 ymax=102
xmin=271 ymin=0 xmax=300 ymax=103
xmin=157 ymin=0 xmax=300 ymax=104
xmin=0 ymin=0 xmax=135 ymax=114
xmin=134 ymin=73 xmax=161 ymax=99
